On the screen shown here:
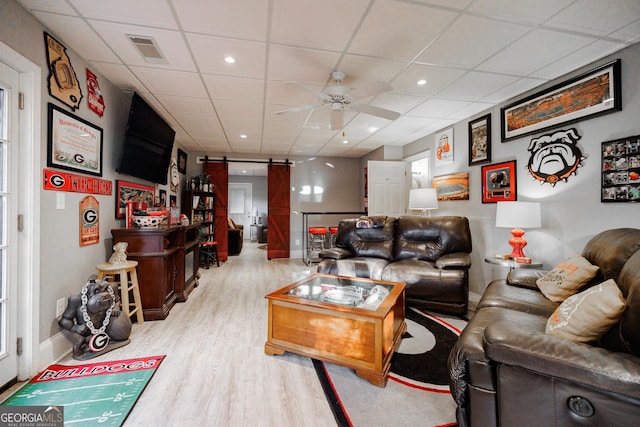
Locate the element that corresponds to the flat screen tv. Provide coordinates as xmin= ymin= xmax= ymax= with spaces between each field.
xmin=117 ymin=92 xmax=175 ymax=184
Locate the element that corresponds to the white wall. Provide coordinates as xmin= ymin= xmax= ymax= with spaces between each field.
xmin=404 ymin=41 xmax=640 ymax=295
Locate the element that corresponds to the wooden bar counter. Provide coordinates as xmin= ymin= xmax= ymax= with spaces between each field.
xmin=111 ymin=223 xmax=200 ymax=320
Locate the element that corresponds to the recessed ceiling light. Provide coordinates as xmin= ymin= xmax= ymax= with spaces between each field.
xmin=342 ymin=140 xmax=348 ymax=144
xmin=224 ymin=56 xmax=236 ymax=64
xmin=417 ymin=79 xmax=427 ymax=86
xmin=368 ymin=127 xmax=378 ymax=133
xmin=242 ymin=170 xmax=247 ymax=174
xmin=240 ymin=134 xmax=247 ymax=139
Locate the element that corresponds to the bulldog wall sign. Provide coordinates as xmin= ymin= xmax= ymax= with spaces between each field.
xmin=527 ymin=128 xmax=585 ymax=186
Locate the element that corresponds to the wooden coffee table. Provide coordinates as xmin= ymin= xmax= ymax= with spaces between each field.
xmin=264 ymin=273 xmax=406 ymax=387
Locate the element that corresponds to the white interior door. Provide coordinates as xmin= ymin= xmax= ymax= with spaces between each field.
xmin=367 ymin=160 xmax=407 ymax=217
xmin=0 ymin=61 xmax=19 ymax=387
xmin=228 ymin=183 xmax=252 ymax=236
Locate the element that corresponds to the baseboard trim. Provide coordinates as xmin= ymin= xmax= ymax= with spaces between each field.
xmin=38 ymin=332 xmax=71 ymax=371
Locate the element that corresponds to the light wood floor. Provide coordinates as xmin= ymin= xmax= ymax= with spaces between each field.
xmin=2 ymin=242 xmax=337 ymax=426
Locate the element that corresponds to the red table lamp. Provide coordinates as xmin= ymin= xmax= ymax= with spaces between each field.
xmin=495 ymin=201 xmax=541 ymax=259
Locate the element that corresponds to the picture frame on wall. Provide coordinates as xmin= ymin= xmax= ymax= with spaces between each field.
xmin=177 ymin=149 xmax=187 ymax=174
xmin=481 ymin=160 xmax=517 ymax=203
xmin=468 ymin=114 xmax=491 ymax=166
xmin=433 ymin=172 xmax=470 ymax=201
xmin=601 ymin=135 xmax=640 ymax=202
xmin=47 ymin=103 xmax=103 ymax=177
xmin=501 ymin=59 xmax=621 ymax=141
xmin=115 ymin=180 xmax=155 ymax=219
xmin=435 ymin=127 xmax=454 ymax=166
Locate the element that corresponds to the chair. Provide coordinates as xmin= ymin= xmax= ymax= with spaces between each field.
xmin=329 ymin=226 xmax=339 ymax=248
xmin=228 ymin=218 xmax=244 ymax=255
xmin=96 ymin=260 xmax=144 ymax=324
xmin=307 ymin=227 xmax=328 ymax=262
xmin=200 ymin=237 xmax=219 ymax=268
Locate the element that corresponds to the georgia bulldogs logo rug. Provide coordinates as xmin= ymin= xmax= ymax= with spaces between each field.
xmin=527 ymin=128 xmax=585 ymax=186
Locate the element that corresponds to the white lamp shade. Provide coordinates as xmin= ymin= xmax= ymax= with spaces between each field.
xmin=496 ymin=201 xmax=541 ymax=229
xmin=408 ymin=188 xmax=439 ymax=210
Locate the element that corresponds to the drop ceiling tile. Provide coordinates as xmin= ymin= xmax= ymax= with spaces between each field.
xmin=203 ymin=75 xmax=264 ymax=103
xmin=267 ymin=45 xmax=342 ymax=84
xmin=610 ymin=20 xmax=640 ymax=43
xmin=449 ymin=102 xmax=495 ymax=121
xmin=342 ymin=115 xmax=394 ymax=140
xmin=156 ymin=95 xmax=215 ymax=117
xmin=69 ymin=0 xmax=178 ymax=29
xmin=530 ymin=40 xmax=629 ymax=80
xmin=348 ymin=0 xmax=458 ymax=60
xmin=369 ymin=93 xmax=424 ymax=116
xmin=475 ymin=29 xmax=595 ymax=76
xmin=265 ymin=81 xmax=320 ymax=109
xmin=131 ymin=67 xmax=206 ymax=97
xmin=214 ymin=100 xmax=263 ymax=122
xmin=467 ymin=0 xmax=574 ymax=25
xmin=411 ymin=0 xmax=472 ymax=9
xmin=89 ymin=62 xmax=147 ymax=93
xmin=437 ymin=71 xmax=519 ymax=101
xmin=187 ymin=34 xmax=266 ymax=78
xmin=407 ymin=98 xmax=472 ymax=119
xmin=391 ymin=64 xmax=467 ymax=98
xmin=546 ymin=0 xmax=640 ymax=36
xmin=174 ymin=0 xmax=268 ymax=40
xmin=175 ymin=115 xmax=225 ymax=138
xmin=416 ymin=15 xmax=530 ymax=68
xmin=32 ymin=12 xmax=119 ymax=63
xmin=271 ymin=0 xmax=370 ymax=51
xmin=335 ymin=55 xmax=405 ymax=87
xmin=17 ymin=0 xmax=75 ymax=14
xmin=90 ymin=21 xmax=196 ymax=71
xmin=480 ymin=77 xmax=546 ymax=104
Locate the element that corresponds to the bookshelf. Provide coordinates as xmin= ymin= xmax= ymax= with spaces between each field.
xmin=182 ymin=189 xmax=216 ymax=241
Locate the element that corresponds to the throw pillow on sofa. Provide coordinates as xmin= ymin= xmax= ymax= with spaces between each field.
xmin=546 ymin=279 xmax=626 ymax=343
xmin=536 ymin=254 xmax=599 ymax=302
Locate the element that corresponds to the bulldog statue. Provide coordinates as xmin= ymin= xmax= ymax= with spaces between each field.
xmin=58 ymin=275 xmax=132 ymax=360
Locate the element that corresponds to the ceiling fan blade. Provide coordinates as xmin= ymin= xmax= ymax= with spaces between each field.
xmin=350 ymin=104 xmax=401 ymax=121
xmin=330 ymin=109 xmax=344 ymax=130
xmin=281 ymin=81 xmax=326 ymax=99
xmin=348 ymin=81 xmax=392 ymax=101
xmin=275 ymin=104 xmax=318 ymax=115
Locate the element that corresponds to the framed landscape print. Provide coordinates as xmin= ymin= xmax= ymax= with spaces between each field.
xmin=501 ymin=59 xmax=621 ymax=141
xmin=481 ymin=160 xmax=517 ymax=203
xmin=433 ymin=172 xmax=470 ymax=201
xmin=468 ymin=114 xmax=491 ymax=166
xmin=601 ymin=135 xmax=640 ymax=202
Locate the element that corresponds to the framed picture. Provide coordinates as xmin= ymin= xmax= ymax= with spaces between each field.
xmin=47 ymin=103 xmax=103 ymax=176
xmin=501 ymin=59 xmax=621 ymax=141
xmin=481 ymin=160 xmax=517 ymax=203
xmin=177 ymin=149 xmax=187 ymax=174
xmin=468 ymin=114 xmax=491 ymax=166
xmin=169 ymin=195 xmax=177 ymax=208
xmin=115 ymin=180 xmax=155 ymax=219
xmin=433 ymin=172 xmax=470 ymax=201
xmin=601 ymin=135 xmax=640 ymax=202
xmin=158 ymin=189 xmax=167 ymax=207
xmin=435 ymin=127 xmax=454 ymax=166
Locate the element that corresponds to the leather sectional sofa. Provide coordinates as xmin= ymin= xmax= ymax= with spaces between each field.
xmin=448 ymin=228 xmax=640 ymax=427
xmin=317 ymin=215 xmax=472 ymax=316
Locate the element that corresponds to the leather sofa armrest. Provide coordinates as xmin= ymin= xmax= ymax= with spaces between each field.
xmin=506 ymin=268 xmax=548 ymax=290
xmin=434 ymin=252 xmax=471 ymax=269
xmin=319 ymin=247 xmax=353 ymax=260
xmin=484 ymin=322 xmax=640 ymax=399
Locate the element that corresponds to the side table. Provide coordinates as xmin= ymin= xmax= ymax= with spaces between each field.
xmin=484 ymin=256 xmax=543 ymax=271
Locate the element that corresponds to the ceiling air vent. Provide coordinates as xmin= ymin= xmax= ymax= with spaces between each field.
xmin=127 ymin=35 xmax=167 ymax=64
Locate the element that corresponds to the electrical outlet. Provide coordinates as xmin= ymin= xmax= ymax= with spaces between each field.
xmin=56 ymin=298 xmax=66 ymax=317
xmin=295 ymin=239 xmax=300 ymax=246
xmin=56 ymin=192 xmax=65 ymax=210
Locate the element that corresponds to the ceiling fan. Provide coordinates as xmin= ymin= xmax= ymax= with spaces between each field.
xmin=276 ymin=71 xmax=401 ymax=131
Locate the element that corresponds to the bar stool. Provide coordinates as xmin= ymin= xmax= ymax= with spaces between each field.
xmin=200 ymin=240 xmax=219 ymax=268
xmin=308 ymin=227 xmax=328 ymax=261
xmin=329 ymin=227 xmax=339 ymax=248
xmin=96 ymin=260 xmax=144 ymax=324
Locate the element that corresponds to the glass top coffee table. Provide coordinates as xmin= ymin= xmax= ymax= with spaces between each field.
xmin=264 ymin=274 xmax=406 ymax=387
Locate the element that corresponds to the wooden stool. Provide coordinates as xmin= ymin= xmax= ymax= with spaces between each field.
xmin=96 ymin=260 xmax=144 ymax=324
xmin=200 ymin=240 xmax=219 ymax=268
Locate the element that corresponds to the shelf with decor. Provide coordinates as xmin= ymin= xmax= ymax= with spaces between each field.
xmin=182 ymin=189 xmax=216 ymax=241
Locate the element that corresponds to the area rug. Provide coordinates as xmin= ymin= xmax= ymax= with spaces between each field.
xmin=1 ymin=355 xmax=165 ymax=427
xmin=314 ymin=308 xmax=466 ymax=427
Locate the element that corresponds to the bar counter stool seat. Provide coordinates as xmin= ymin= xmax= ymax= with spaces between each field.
xmin=96 ymin=260 xmax=144 ymax=324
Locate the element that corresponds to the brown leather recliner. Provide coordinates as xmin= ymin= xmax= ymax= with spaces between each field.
xmin=317 ymin=216 xmax=472 ymax=316
xmin=228 ymin=219 xmax=243 ymax=255
xmin=448 ymin=228 xmax=640 ymax=427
